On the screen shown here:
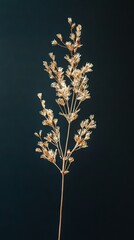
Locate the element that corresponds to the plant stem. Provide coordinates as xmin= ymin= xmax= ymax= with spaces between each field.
xmin=58 ymin=173 xmax=65 ymax=240
xmin=64 ymin=122 xmax=71 ymax=157
xmin=54 ymin=162 xmax=61 ymax=172
xmin=70 ymin=91 xmax=75 ymax=112
xmin=64 ymin=121 xmax=71 ymax=170
xmin=58 ymin=121 xmax=70 ymax=240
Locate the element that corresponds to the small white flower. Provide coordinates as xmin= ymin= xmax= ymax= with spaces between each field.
xmin=56 ymin=34 xmax=62 ymax=41
xmin=37 ymin=93 xmax=42 ymax=99
xmin=51 ymin=39 xmax=58 ymax=45
xmin=69 ymin=33 xmax=75 ymax=41
xmin=68 ymin=17 xmax=72 ymax=24
xmin=65 ymin=41 xmax=71 ymax=46
xmin=49 ymin=52 xmax=55 ymax=61
xmin=35 ymin=148 xmax=42 ymax=152
xmin=41 ymin=100 xmax=45 ymax=109
xmin=76 ymin=24 xmax=82 ymax=31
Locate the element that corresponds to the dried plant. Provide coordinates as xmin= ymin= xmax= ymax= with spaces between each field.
xmin=34 ymin=17 xmax=96 ymax=240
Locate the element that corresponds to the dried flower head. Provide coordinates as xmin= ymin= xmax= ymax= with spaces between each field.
xmin=34 ymin=17 xmax=96 ymax=240
xmin=51 ymin=39 xmax=58 ymax=46
xmin=35 ymin=17 xmax=96 ymax=173
xmin=68 ymin=17 xmax=72 ymax=25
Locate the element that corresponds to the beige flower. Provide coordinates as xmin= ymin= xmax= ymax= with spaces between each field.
xmin=49 ymin=52 xmax=55 ymax=61
xmin=39 ymin=109 xmax=47 ymax=117
xmin=65 ymin=41 xmax=74 ymax=51
xmin=69 ymin=33 xmax=75 ymax=41
xmin=42 ymin=119 xmax=52 ymax=126
xmin=37 ymin=93 xmax=42 ymax=99
xmin=41 ymin=100 xmax=45 ymax=109
xmin=55 ymin=98 xmax=65 ymax=106
xmin=81 ymin=63 xmax=93 ymax=73
xmin=56 ymin=34 xmax=63 ymax=41
xmin=68 ymin=17 xmax=72 ymax=24
xmin=51 ymin=39 xmax=58 ymax=45
xmin=35 ymin=148 xmax=42 ymax=152
xmin=41 ymin=148 xmax=57 ymax=163
xmin=71 ymin=23 xmax=76 ymax=29
xmin=59 ymin=111 xmax=79 ymax=123
xmin=68 ymin=157 xmax=74 ymax=163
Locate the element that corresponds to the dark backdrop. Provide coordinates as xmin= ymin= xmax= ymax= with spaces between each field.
xmin=0 ymin=0 xmax=133 ymax=240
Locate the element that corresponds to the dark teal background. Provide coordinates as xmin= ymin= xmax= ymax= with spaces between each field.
xmin=0 ymin=0 xmax=133 ymax=239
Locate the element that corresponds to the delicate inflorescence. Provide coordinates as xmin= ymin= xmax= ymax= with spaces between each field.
xmin=35 ymin=18 xmax=96 ymax=175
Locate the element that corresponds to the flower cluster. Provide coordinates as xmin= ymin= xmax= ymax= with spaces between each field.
xmin=35 ymin=18 xmax=96 ymax=174
xmin=34 ymin=93 xmax=63 ymax=167
xmin=74 ymin=115 xmax=96 ymax=149
xmin=42 ymin=18 xmax=94 ymax=125
xmin=51 ymin=18 xmax=82 ymax=53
